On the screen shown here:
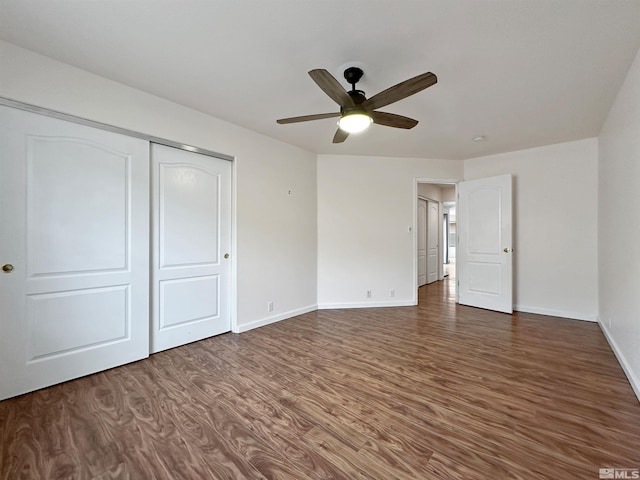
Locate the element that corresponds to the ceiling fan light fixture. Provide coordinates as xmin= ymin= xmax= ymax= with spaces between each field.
xmin=277 ymin=67 xmax=437 ymax=143
xmin=337 ymin=112 xmax=372 ymax=134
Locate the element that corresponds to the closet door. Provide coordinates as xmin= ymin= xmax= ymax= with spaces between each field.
xmin=427 ymin=200 xmax=439 ymax=284
xmin=417 ymin=198 xmax=427 ymax=287
xmin=0 ymin=106 xmax=150 ymax=400
xmin=150 ymin=143 xmax=231 ymax=353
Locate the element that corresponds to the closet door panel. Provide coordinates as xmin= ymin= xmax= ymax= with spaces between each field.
xmin=0 ymin=106 xmax=150 ymax=400
xmin=150 ymin=143 xmax=231 ymax=353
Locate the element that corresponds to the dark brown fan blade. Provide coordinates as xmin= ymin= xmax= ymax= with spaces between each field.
xmin=333 ymin=128 xmax=349 ymax=143
xmin=309 ymin=69 xmax=355 ymax=108
xmin=277 ymin=112 xmax=340 ymax=124
xmin=362 ymin=72 xmax=437 ymax=111
xmin=370 ymin=111 xmax=419 ymax=129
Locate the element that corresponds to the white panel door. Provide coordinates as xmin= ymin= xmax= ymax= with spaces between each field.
xmin=0 ymin=106 xmax=149 ymax=400
xmin=427 ymin=200 xmax=439 ymax=284
xmin=151 ymin=144 xmax=231 ymax=353
xmin=457 ymin=174 xmax=513 ymax=313
xmin=417 ymin=199 xmax=427 ymax=287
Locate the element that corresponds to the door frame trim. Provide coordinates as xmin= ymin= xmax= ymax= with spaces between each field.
xmin=0 ymin=96 xmax=234 ymax=161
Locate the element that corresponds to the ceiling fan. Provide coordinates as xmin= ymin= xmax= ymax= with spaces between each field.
xmin=276 ymin=67 xmax=437 ymax=143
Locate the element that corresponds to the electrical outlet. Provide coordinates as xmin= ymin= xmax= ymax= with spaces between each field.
xmin=390 ymin=289 xmax=395 ymax=298
xmin=267 ymin=301 xmax=274 ymax=312
xmin=366 ymin=290 xmax=372 ymax=298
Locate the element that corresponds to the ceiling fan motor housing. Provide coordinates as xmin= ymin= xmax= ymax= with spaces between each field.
xmin=342 ymin=102 xmax=368 ymax=117
xmin=347 ymin=90 xmax=367 ymax=104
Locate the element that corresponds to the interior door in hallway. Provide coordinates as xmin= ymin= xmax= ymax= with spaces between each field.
xmin=417 ymin=198 xmax=427 ymax=286
xmin=457 ymin=174 xmax=513 ymax=313
xmin=150 ymin=143 xmax=232 ymax=353
xmin=0 ymin=105 xmax=150 ymax=400
xmin=427 ymin=200 xmax=439 ymax=284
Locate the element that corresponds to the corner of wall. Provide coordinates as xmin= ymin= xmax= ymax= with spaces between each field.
xmin=598 ymin=320 xmax=640 ymax=403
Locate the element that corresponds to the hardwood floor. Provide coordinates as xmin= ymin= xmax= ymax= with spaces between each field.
xmin=2 ymin=278 xmax=639 ymax=479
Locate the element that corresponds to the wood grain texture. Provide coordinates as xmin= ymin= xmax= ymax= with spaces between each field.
xmin=1 ymin=277 xmax=639 ymax=479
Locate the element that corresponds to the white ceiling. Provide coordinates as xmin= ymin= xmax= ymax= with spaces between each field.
xmin=2 ymin=0 xmax=640 ymax=160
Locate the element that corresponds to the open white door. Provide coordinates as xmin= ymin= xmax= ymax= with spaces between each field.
xmin=0 ymin=106 xmax=150 ymax=400
xmin=457 ymin=174 xmax=513 ymax=313
xmin=150 ymin=144 xmax=232 ymax=353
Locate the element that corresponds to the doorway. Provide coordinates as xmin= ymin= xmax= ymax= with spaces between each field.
xmin=416 ymin=181 xmax=457 ymax=301
xmin=415 ymin=176 xmax=513 ymax=312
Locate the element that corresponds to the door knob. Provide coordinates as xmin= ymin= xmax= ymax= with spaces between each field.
xmin=503 ymin=248 xmax=511 ymax=253
xmin=224 ymin=253 xmax=230 ymax=259
xmin=2 ymin=264 xmax=14 ymax=273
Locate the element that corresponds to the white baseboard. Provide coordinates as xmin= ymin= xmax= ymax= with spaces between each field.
xmin=318 ymin=300 xmax=416 ymax=310
xmin=514 ymin=304 xmax=597 ymax=322
xmin=235 ymin=304 xmax=317 ymax=333
xmin=598 ymin=320 xmax=640 ymax=404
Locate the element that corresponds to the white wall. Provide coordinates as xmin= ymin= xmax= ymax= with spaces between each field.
xmin=598 ymin=45 xmax=640 ymax=400
xmin=441 ymin=185 xmax=456 ymax=202
xmin=418 ymin=184 xmax=455 ymax=203
xmin=0 ymin=40 xmax=318 ymax=332
xmin=418 ymin=183 xmax=442 ymax=200
xmin=464 ymin=138 xmax=599 ymax=321
xmin=317 ymin=154 xmax=462 ymax=308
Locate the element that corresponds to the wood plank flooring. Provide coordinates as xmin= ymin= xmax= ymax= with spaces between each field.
xmin=2 ymin=278 xmax=640 ymax=479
